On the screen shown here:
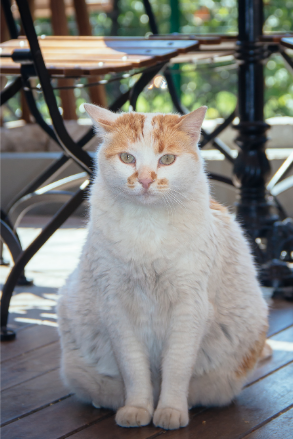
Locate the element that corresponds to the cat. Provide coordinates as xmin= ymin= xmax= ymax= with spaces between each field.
xmin=57 ymin=104 xmax=269 ymax=430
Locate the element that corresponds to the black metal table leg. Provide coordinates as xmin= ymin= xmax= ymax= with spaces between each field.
xmin=233 ymin=0 xmax=273 ymax=234
xmin=233 ymin=0 xmax=293 ymax=290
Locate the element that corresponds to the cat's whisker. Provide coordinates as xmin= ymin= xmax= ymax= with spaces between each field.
xmin=162 ymin=194 xmax=174 ymax=219
xmin=165 ymin=193 xmax=176 ymax=218
xmin=170 ymin=191 xmax=199 ymax=210
xmin=170 ymin=187 xmax=199 ymax=202
xmin=165 ymin=191 xmax=188 ymax=211
xmin=159 ymin=190 xmax=184 ymax=212
xmin=169 ymin=192 xmax=187 ymax=207
xmin=165 ymin=193 xmax=181 ymax=217
xmin=168 ymin=188 xmax=190 ymax=201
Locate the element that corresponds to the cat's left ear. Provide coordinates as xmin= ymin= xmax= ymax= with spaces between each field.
xmin=176 ymin=106 xmax=207 ymax=144
xmin=84 ymin=103 xmax=119 ymax=133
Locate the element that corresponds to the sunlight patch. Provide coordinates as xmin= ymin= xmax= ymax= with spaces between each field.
xmin=10 ymin=292 xmax=57 ymax=314
xmin=40 ymin=313 xmax=57 ymax=319
xmin=267 ymin=339 xmax=293 ymax=352
xmin=14 ymin=317 xmax=58 ymax=327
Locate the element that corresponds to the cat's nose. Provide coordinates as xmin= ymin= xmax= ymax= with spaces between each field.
xmin=138 ymin=177 xmax=154 ymax=190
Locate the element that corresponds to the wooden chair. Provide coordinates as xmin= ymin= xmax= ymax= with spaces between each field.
xmin=6 ymin=0 xmax=111 ymax=120
xmin=0 ymin=0 xmax=200 ymax=340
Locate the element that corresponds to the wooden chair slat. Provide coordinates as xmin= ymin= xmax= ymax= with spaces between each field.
xmin=39 ymin=38 xmax=199 ymax=51
xmin=281 ymin=37 xmax=293 ymax=49
xmin=0 ymin=37 xmax=198 ymax=52
xmin=40 ymin=48 xmax=180 ymax=58
xmin=261 ymin=34 xmax=293 ymax=43
xmin=149 ymin=34 xmax=222 ymax=45
xmin=2 ymin=49 xmax=176 ymax=60
xmin=171 ymin=51 xmax=234 ymax=64
xmin=26 ymin=34 xmax=216 ymax=44
xmin=0 ymin=61 xmax=138 ymax=77
xmin=89 ymin=40 xmax=199 ymax=52
xmin=0 ymin=58 xmax=160 ymax=76
xmin=1 ymin=47 xmax=179 ymax=59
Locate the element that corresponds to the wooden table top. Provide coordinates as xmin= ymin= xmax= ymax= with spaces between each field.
xmin=0 ymin=36 xmax=200 ymax=77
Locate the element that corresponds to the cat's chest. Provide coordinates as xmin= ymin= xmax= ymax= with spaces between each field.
xmin=118 ymin=254 xmax=185 ymax=306
xmin=121 ymin=285 xmax=171 ymax=354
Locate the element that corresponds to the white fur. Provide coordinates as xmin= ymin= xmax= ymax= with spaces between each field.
xmin=57 ymin=107 xmax=268 ymax=430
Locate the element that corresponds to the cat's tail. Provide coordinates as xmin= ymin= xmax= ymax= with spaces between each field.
xmin=259 ymin=340 xmax=273 ymax=362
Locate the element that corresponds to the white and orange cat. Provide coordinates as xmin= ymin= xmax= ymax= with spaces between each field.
xmin=57 ymin=104 xmax=269 ymax=430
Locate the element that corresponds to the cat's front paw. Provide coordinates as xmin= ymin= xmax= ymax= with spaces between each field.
xmin=153 ymin=407 xmax=189 ymax=430
xmin=115 ymin=405 xmax=152 ymax=428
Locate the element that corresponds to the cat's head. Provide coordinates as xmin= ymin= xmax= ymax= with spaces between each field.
xmin=85 ymin=104 xmax=207 ymax=206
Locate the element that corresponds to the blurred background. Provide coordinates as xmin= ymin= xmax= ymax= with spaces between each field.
xmin=1 ymin=0 xmax=293 ymax=122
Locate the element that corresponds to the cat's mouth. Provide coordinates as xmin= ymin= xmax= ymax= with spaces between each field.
xmin=140 ymin=191 xmax=153 ymax=199
xmin=136 ymin=188 xmax=157 ymax=203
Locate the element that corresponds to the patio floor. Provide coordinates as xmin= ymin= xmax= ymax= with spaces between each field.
xmin=1 ymin=217 xmax=293 ymax=438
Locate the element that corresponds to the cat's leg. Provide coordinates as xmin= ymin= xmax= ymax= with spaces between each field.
xmin=103 ymin=302 xmax=154 ymax=428
xmin=153 ymin=293 xmax=209 ymax=430
xmin=61 ymin=347 xmax=125 ymax=411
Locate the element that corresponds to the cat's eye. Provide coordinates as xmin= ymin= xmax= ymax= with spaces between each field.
xmin=159 ymin=154 xmax=176 ymax=165
xmin=120 ymin=153 xmax=136 ymax=164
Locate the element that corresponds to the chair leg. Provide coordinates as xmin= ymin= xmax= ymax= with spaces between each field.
xmin=0 ymin=210 xmax=33 ymax=286
xmin=0 ymin=220 xmax=22 ymax=265
xmin=0 ymin=76 xmax=22 ymax=106
xmin=1 ymin=0 xmax=18 ymax=39
xmin=6 ymin=75 xmax=95 ymax=211
xmin=129 ymin=63 xmax=166 ymax=110
xmin=0 ymin=241 xmax=10 ymax=266
xmin=0 ymin=188 xmax=87 ymax=341
xmin=0 ymin=220 xmax=30 ymax=340
xmin=15 ymin=0 xmax=93 ymax=173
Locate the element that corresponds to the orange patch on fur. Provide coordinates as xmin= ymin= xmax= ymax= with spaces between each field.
xmin=210 ymin=199 xmax=228 ymax=214
xmin=151 ymin=171 xmax=157 ymax=181
xmin=157 ymin=178 xmax=168 ymax=186
xmin=127 ymin=171 xmax=138 ymax=186
xmin=104 ymin=113 xmax=146 ymax=159
xmin=113 ymin=113 xmax=146 ymax=142
xmin=210 ymin=199 xmax=230 ymax=223
xmin=151 ymin=114 xmax=198 ymax=160
xmin=235 ymin=328 xmax=268 ymax=379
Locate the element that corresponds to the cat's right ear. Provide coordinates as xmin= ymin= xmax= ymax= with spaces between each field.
xmin=176 ymin=106 xmax=207 ymax=144
xmin=84 ymin=104 xmax=119 ymax=133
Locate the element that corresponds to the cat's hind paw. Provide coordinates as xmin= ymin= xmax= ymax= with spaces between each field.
xmin=153 ymin=407 xmax=189 ymax=430
xmin=115 ymin=406 xmax=152 ymax=428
